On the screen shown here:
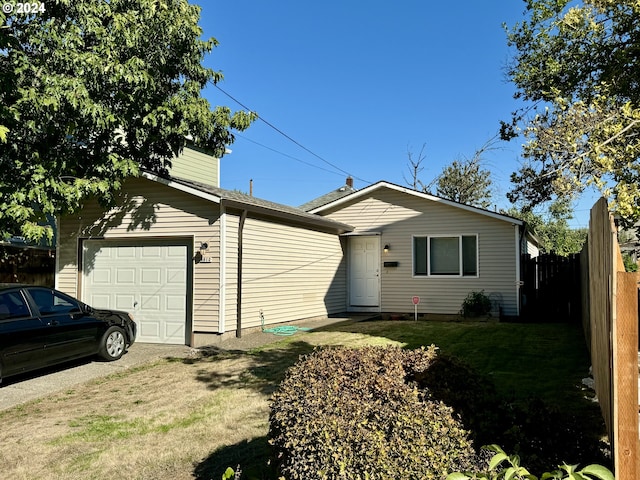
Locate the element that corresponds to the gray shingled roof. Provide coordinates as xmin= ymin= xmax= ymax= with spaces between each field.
xmin=158 ymin=175 xmax=353 ymax=234
xmin=299 ymin=183 xmax=357 ymax=212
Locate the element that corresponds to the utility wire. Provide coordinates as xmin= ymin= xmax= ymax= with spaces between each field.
xmin=212 ymin=83 xmax=371 ymax=184
xmin=235 ymin=133 xmax=346 ymax=177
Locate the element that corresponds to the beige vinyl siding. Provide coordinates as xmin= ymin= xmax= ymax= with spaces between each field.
xmin=222 ymin=216 xmax=346 ymax=332
xmin=56 ymin=176 xmax=221 ymax=333
xmin=169 ymin=146 xmax=219 ymax=188
xmin=323 ymin=189 xmax=519 ymax=316
xmin=526 ymin=238 xmax=539 ymax=258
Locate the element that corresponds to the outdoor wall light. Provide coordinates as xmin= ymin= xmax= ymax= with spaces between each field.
xmin=200 ymin=242 xmax=209 ymax=252
xmin=383 ymin=244 xmax=390 ymax=253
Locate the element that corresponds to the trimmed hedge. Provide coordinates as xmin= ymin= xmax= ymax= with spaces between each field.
xmin=269 ymin=345 xmax=479 ymax=480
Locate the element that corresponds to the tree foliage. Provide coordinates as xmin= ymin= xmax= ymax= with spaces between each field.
xmin=0 ymin=1 xmax=255 ymax=243
xmin=503 ymin=0 xmax=640 ymax=226
xmin=435 ymin=156 xmax=493 ymax=209
xmin=405 ymin=141 xmax=495 ymax=209
xmin=504 ymin=201 xmax=587 ymax=256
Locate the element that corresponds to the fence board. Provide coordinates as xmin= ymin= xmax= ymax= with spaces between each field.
xmin=614 ymin=272 xmax=639 ymax=478
xmin=588 ymin=198 xmax=614 ymax=438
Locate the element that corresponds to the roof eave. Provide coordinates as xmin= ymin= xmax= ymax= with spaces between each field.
xmin=221 ymin=198 xmax=353 ymax=234
xmin=310 ymin=181 xmax=524 ymax=225
xmin=142 ymin=172 xmax=221 ymax=204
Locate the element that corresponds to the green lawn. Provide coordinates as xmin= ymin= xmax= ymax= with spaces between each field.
xmin=0 ymin=318 xmax=608 ymax=480
xmin=316 ymin=320 xmax=593 ymax=409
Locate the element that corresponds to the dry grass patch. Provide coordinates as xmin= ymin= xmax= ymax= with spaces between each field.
xmin=0 ymin=354 xmax=271 ymax=480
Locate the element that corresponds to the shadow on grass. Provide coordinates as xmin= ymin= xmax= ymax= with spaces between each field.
xmin=177 ymin=340 xmax=316 ymax=396
xmin=193 ymin=436 xmax=276 ymax=480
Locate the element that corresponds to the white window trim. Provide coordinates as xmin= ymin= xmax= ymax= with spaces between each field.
xmin=412 ymin=234 xmax=479 ymax=278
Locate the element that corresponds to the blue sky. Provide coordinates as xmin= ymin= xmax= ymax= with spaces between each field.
xmin=197 ymin=1 xmax=598 ymax=228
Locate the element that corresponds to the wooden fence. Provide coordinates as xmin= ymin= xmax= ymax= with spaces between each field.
xmin=582 ymin=198 xmax=639 ymax=479
xmin=520 ymin=253 xmax=581 ymax=323
xmin=0 ymin=245 xmax=55 ymax=287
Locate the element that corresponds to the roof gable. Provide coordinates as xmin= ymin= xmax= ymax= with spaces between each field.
xmin=309 ymin=181 xmax=523 ymax=225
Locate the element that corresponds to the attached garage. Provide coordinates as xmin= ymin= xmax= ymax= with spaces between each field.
xmin=82 ymin=239 xmax=191 ymax=344
xmin=56 ymin=172 xmax=353 ymax=346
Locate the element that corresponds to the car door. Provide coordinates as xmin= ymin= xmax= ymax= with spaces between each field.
xmin=0 ymin=289 xmax=48 ymax=377
xmin=25 ymin=288 xmax=103 ymax=365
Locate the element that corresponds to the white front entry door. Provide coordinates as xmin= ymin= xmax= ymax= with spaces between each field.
xmin=82 ymin=240 xmax=189 ymax=344
xmin=349 ymin=236 xmax=380 ymax=308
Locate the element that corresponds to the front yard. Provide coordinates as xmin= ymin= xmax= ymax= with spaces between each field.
xmin=0 ymin=319 xmax=608 ymax=479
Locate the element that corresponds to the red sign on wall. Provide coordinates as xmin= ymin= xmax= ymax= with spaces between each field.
xmin=412 ymin=296 xmax=420 ymax=305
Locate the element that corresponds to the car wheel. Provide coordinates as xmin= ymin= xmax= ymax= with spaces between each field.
xmin=98 ymin=326 xmax=126 ymax=361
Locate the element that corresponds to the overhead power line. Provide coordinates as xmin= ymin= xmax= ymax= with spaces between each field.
xmin=212 ymin=83 xmax=370 ymax=184
xmin=235 ymin=133 xmax=345 ymax=177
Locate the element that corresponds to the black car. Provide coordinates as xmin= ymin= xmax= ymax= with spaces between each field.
xmin=0 ymin=284 xmax=136 ymax=382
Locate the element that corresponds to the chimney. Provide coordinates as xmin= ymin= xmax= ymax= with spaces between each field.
xmin=346 ymin=176 xmax=353 ymax=188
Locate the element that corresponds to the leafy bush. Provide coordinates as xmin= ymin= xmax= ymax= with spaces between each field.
xmin=460 ymin=290 xmax=492 ymax=317
xmin=269 ymin=345 xmax=480 ymax=480
xmin=622 ymin=252 xmax=638 ymax=272
xmin=447 ymin=444 xmax=614 ymax=480
xmin=412 ymin=353 xmax=502 ymax=448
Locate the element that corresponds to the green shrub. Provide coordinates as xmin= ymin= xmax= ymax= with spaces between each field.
xmin=412 ymin=353 xmax=502 ymax=448
xmin=269 ymin=345 xmax=479 ymax=480
xmin=447 ymin=444 xmax=614 ymax=480
xmin=460 ymin=290 xmax=492 ymax=317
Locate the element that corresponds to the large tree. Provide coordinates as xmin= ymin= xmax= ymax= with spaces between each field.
xmin=0 ymin=1 xmax=255 ymax=243
xmin=434 ymin=156 xmax=493 ymax=209
xmin=503 ymin=0 xmax=640 ymax=225
xmin=405 ymin=141 xmax=494 ymax=209
xmin=505 ymin=201 xmax=587 ymax=256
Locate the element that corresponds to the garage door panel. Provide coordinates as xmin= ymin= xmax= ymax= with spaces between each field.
xmin=91 ymin=268 xmax=111 ymax=284
xmin=166 ymin=295 xmax=186 ymax=311
xmin=166 ymin=268 xmax=186 ymax=285
xmin=83 ymin=240 xmax=188 ymax=345
xmin=116 ymin=268 xmax=136 ymax=284
xmin=140 ymin=321 xmax=160 ymax=338
xmin=141 ymin=268 xmax=161 ymax=284
xmin=116 ymin=246 xmax=135 ymax=258
xmin=115 ymin=294 xmax=136 ymax=311
xmin=141 ymin=246 xmax=162 ymax=258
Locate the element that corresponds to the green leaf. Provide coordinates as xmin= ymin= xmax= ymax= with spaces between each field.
xmin=221 ymin=467 xmax=235 ymax=480
xmin=579 ymin=465 xmax=614 ymax=480
xmin=489 ymin=452 xmax=510 ymax=471
xmin=504 ymin=467 xmax=518 ymax=480
xmin=446 ymin=473 xmax=471 ymax=480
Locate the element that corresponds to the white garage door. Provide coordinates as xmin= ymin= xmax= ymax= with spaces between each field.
xmin=82 ymin=240 xmax=189 ymax=344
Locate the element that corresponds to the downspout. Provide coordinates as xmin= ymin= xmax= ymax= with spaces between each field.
xmin=236 ymin=210 xmax=248 ymax=338
xmin=514 ymin=224 xmax=521 ymax=317
xmin=218 ymin=206 xmax=226 ymax=334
